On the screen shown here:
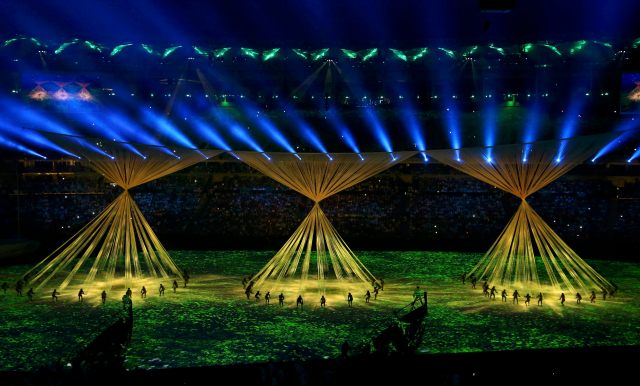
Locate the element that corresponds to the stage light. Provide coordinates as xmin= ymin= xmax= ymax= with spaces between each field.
xmin=341 ymin=49 xmax=357 ymax=59
xmin=438 ymin=48 xmax=455 ymax=58
xmin=2 ymin=37 xmax=19 ymax=47
xmin=311 ymin=48 xmax=329 ymax=61
xmin=292 ymin=48 xmax=309 ymax=60
xmin=142 ymin=109 xmax=197 ymax=149
xmin=83 ymin=40 xmax=102 ymax=52
xmin=363 ymin=108 xmax=392 ymax=153
xmin=542 ymin=44 xmax=562 ymax=56
xmin=410 ymin=48 xmax=428 ymax=61
xmin=141 ymin=44 xmax=157 ymax=55
xmin=0 ymin=134 xmax=47 ymax=158
xmin=570 ymin=40 xmax=587 ymax=55
xmin=193 ymin=46 xmax=208 ymax=56
xmin=262 ymin=48 xmax=280 ymax=61
xmin=109 ymin=43 xmax=133 ymax=56
xmin=213 ymin=47 xmax=231 ymax=58
xmin=390 ymin=49 xmax=407 ymax=61
xmin=361 ymin=48 xmax=378 ymax=62
xmin=54 ymin=39 xmax=79 ymax=54
xmin=162 ymin=46 xmax=182 ymax=58
xmin=240 ymin=47 xmax=259 ymax=59
xmin=488 ymin=43 xmax=505 ymax=55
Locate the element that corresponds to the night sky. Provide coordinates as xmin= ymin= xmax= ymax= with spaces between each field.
xmin=0 ymin=0 xmax=638 ymax=47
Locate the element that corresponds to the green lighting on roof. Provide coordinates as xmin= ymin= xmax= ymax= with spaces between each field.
xmin=213 ymin=47 xmax=230 ymax=58
xmin=463 ymin=45 xmax=478 ymax=56
xmin=361 ymin=48 xmax=378 ymax=62
xmin=30 ymin=37 xmax=42 ymax=47
xmin=410 ymin=47 xmax=428 ymax=61
xmin=390 ymin=49 xmax=407 ymax=61
xmin=341 ymin=49 xmax=357 ymax=59
xmin=83 ymin=40 xmax=102 ymax=52
xmin=141 ymin=44 xmax=157 ymax=55
xmin=311 ymin=48 xmax=329 ymax=61
xmin=240 ymin=47 xmax=259 ymax=59
xmin=262 ymin=48 xmax=280 ymax=61
xmin=633 ymin=37 xmax=640 ymax=49
xmin=110 ymin=43 xmax=132 ymax=56
xmin=542 ymin=44 xmax=562 ymax=56
xmin=570 ymin=40 xmax=587 ymax=54
xmin=162 ymin=45 xmax=182 ymax=58
xmin=595 ymin=41 xmax=613 ymax=49
xmin=3 ymin=38 xmax=19 ymax=47
xmin=292 ymin=48 xmax=308 ymax=59
xmin=437 ymin=47 xmax=455 ymax=58
xmin=489 ymin=43 xmax=505 ymax=55
xmin=54 ymin=39 xmax=79 ymax=55
xmin=193 ymin=46 xmax=209 ymax=56
xmin=522 ymin=43 xmax=534 ymax=53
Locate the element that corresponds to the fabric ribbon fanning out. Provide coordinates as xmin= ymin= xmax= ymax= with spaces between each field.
xmin=427 ymin=134 xmax=615 ymax=293
xmin=24 ymin=137 xmax=219 ymax=291
xmin=237 ymin=151 xmax=415 ymax=291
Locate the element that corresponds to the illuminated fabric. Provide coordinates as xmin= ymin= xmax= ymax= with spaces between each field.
xmin=237 ymin=151 xmax=415 ymax=291
xmin=24 ymin=141 xmax=219 ymax=290
xmin=427 ymin=135 xmax=614 ymax=292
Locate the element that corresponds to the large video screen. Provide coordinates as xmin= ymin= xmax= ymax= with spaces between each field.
xmin=621 ymin=73 xmax=640 ymax=114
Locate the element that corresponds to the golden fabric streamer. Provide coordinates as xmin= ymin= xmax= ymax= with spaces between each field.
xmin=237 ymin=151 xmax=416 ymax=291
xmin=24 ymin=140 xmax=220 ymax=290
xmin=427 ymin=134 xmax=615 ymax=292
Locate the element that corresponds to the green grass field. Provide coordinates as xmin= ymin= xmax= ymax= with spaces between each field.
xmin=1 ymin=250 xmax=639 ymax=371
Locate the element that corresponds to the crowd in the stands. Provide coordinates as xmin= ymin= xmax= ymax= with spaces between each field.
xmin=0 ymin=161 xmax=638 ymax=251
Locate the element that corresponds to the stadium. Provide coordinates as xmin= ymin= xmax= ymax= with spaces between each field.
xmin=0 ymin=0 xmax=639 ymax=384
